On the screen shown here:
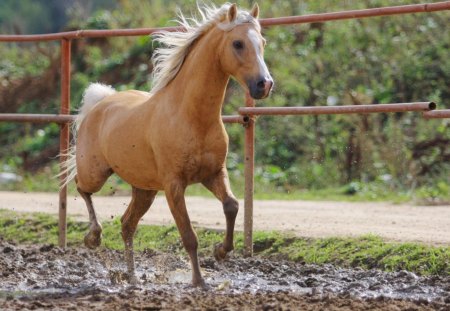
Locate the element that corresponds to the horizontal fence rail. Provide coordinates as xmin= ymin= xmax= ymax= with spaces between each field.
xmin=0 ymin=114 xmax=247 ymax=124
xmin=0 ymin=104 xmax=444 ymax=124
xmin=238 ymin=102 xmax=436 ymax=116
xmin=259 ymin=1 xmax=450 ymax=26
xmin=0 ymin=114 xmax=75 ymax=124
xmin=423 ymin=109 xmax=450 ymax=119
xmin=0 ymin=2 xmax=449 ymax=42
xmin=0 ymin=2 xmax=449 ymax=252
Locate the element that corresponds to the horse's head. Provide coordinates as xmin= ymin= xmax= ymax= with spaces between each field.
xmin=218 ymin=4 xmax=273 ymax=100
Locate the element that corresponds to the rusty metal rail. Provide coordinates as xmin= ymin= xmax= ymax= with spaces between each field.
xmin=238 ymin=102 xmax=436 ymax=117
xmin=58 ymin=39 xmax=71 ymax=247
xmin=0 ymin=114 xmax=246 ymax=124
xmin=0 ymin=2 xmax=448 ymax=42
xmin=0 ymin=114 xmax=74 ymax=124
xmin=0 ymin=27 xmax=181 ymax=42
xmin=423 ymin=109 xmax=450 ymax=119
xmin=243 ymin=93 xmax=256 ymax=257
xmin=1 ymin=2 xmax=449 ymax=253
xmin=259 ymin=1 xmax=450 ymax=26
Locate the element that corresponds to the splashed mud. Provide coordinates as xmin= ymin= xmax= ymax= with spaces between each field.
xmin=0 ymin=240 xmax=449 ymax=310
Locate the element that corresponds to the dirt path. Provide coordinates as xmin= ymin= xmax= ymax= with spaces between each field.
xmin=1 ymin=191 xmax=449 ymax=245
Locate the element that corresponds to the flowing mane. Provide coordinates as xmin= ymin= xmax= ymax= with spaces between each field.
xmin=149 ymin=3 xmax=260 ymax=95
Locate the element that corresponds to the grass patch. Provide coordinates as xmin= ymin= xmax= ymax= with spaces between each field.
xmin=278 ymin=235 xmax=450 ymax=276
xmin=1 ymin=209 xmax=449 ymax=276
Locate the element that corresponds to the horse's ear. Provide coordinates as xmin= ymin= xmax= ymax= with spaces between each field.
xmin=228 ymin=3 xmax=238 ymax=22
xmin=250 ymin=3 xmax=259 ymax=19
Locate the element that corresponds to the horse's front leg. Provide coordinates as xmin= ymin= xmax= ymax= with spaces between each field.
xmin=165 ymin=180 xmax=206 ymax=288
xmin=202 ymin=168 xmax=239 ymax=261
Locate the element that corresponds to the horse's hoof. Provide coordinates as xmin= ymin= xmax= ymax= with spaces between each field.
xmin=127 ymin=273 xmax=139 ymax=285
xmin=192 ymin=278 xmax=209 ymax=290
xmin=84 ymin=231 xmax=102 ymax=249
xmin=213 ymin=243 xmax=228 ymax=261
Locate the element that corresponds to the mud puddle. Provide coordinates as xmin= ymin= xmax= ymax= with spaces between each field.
xmin=1 ymin=240 xmax=449 ymax=310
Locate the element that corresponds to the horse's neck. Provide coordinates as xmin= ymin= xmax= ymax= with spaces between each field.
xmin=166 ymin=30 xmax=229 ymax=123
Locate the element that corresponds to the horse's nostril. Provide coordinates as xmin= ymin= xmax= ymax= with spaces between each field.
xmin=257 ymin=80 xmax=266 ymax=89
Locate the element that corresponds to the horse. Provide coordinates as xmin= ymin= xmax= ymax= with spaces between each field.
xmin=62 ymin=3 xmax=273 ymax=288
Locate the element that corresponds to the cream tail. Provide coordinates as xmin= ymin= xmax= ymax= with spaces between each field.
xmin=58 ymin=83 xmax=116 ymax=188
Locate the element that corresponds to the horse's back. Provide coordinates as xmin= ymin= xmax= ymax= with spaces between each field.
xmin=78 ymin=89 xmax=152 ymax=140
xmin=82 ymin=89 xmax=151 ymax=127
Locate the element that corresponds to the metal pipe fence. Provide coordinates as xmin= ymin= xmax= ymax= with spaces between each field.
xmin=423 ymin=110 xmax=450 ymax=119
xmin=238 ymin=102 xmax=436 ymax=116
xmin=0 ymin=114 xmax=247 ymax=124
xmin=1 ymin=1 xmax=449 ymax=42
xmin=0 ymin=2 xmax=449 ymax=253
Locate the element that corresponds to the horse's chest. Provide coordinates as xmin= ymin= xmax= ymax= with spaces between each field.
xmin=183 ymin=151 xmax=226 ymax=182
xmin=182 ymin=144 xmax=226 ymax=181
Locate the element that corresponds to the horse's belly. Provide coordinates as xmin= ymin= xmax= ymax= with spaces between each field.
xmin=114 ymin=164 xmax=163 ymax=191
xmin=103 ymin=142 xmax=162 ymax=190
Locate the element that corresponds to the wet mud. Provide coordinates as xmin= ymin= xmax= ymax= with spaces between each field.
xmin=0 ymin=240 xmax=449 ymax=310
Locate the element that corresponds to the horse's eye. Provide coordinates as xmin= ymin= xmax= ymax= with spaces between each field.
xmin=233 ymin=40 xmax=244 ymax=50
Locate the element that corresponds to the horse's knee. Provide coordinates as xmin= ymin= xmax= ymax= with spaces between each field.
xmin=223 ymin=197 xmax=239 ymax=218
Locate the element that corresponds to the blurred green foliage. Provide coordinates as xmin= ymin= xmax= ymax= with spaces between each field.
xmin=0 ymin=0 xmax=448 ymax=202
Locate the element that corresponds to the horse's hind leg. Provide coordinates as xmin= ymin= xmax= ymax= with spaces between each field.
xmin=121 ymin=187 xmax=157 ymax=283
xmin=202 ymin=168 xmax=239 ymax=261
xmin=77 ymin=187 xmax=103 ymax=249
xmin=76 ymin=157 xmax=112 ymax=249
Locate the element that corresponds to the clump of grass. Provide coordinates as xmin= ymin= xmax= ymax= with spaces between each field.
xmin=0 ymin=209 xmax=448 ymax=276
xmin=277 ymin=234 xmax=449 ymax=275
xmin=0 ymin=209 xmax=89 ymax=246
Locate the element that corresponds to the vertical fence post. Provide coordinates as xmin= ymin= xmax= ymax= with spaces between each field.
xmin=243 ymin=92 xmax=255 ymax=257
xmin=59 ymin=38 xmax=71 ymax=248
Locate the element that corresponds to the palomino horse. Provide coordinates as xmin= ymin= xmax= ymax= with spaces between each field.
xmin=63 ymin=3 xmax=273 ymax=288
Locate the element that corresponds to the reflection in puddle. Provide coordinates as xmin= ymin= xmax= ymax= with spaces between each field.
xmin=166 ymin=269 xmax=191 ymax=284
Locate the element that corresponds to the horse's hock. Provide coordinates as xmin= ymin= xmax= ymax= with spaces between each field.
xmin=0 ymin=2 xmax=449 ymax=255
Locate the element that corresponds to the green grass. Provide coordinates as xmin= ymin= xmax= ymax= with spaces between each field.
xmin=278 ymin=235 xmax=450 ymax=275
xmin=0 ymin=209 xmax=448 ymax=276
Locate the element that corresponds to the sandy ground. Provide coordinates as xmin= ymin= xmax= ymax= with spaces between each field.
xmin=0 ymin=191 xmax=449 ymax=245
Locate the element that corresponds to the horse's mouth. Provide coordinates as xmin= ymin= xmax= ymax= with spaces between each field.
xmin=248 ymin=79 xmax=273 ymax=100
xmin=249 ymin=82 xmax=273 ymax=99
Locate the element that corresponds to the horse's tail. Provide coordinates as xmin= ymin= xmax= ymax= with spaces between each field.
xmin=58 ymin=83 xmax=116 ymax=188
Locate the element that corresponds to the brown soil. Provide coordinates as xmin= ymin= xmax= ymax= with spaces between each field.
xmin=4 ymin=290 xmax=447 ymax=311
xmin=1 ymin=241 xmax=449 ymax=311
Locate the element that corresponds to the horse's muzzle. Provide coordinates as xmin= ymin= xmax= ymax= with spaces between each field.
xmin=248 ymin=76 xmax=274 ymax=100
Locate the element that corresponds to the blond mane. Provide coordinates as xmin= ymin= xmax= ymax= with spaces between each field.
xmin=149 ymin=3 xmax=260 ymax=95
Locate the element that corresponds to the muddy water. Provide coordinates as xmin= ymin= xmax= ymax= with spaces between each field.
xmin=0 ymin=240 xmax=449 ymax=310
